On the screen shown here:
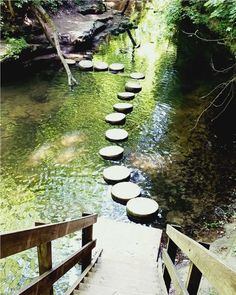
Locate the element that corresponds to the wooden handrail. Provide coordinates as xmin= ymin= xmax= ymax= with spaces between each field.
xmin=65 ymin=249 xmax=103 ymax=295
xmin=162 ymin=249 xmax=188 ymax=295
xmin=166 ymin=225 xmax=236 ymax=295
xmin=0 ymin=214 xmax=97 ymax=258
xmin=17 ymin=240 xmax=96 ymax=295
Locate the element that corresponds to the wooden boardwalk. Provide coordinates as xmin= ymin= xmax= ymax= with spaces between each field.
xmin=74 ymin=217 xmax=167 ymax=295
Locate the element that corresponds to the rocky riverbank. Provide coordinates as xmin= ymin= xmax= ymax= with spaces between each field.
xmin=0 ymin=0 xmax=135 ymax=63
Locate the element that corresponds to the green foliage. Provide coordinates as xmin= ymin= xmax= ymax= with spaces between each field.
xmin=4 ymin=37 xmax=28 ymax=59
xmin=0 ymin=0 xmax=64 ymax=11
xmin=163 ymin=0 xmax=182 ymax=38
xmin=10 ymin=0 xmax=64 ymax=9
xmin=203 ymin=220 xmax=224 ymax=229
xmin=164 ymin=0 xmax=236 ymax=53
xmin=183 ymin=0 xmax=236 ymax=52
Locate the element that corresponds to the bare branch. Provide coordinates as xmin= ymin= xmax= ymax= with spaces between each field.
xmin=182 ymin=29 xmax=230 ymax=42
xmin=200 ymin=81 xmax=228 ymax=99
xmin=191 ymin=80 xmax=232 ymax=131
xmin=211 ymin=91 xmax=234 ymax=122
xmin=210 ymin=59 xmax=236 ymax=73
xmin=213 ymin=84 xmax=233 ymax=107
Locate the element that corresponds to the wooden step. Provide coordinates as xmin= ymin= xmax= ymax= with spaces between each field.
xmin=72 ymin=218 xmax=163 ymax=295
xmin=87 ymin=270 xmax=159 ymax=286
xmin=74 ymin=282 xmax=160 ymax=295
xmin=93 ymin=258 xmax=158 ymax=274
xmin=84 ymin=273 xmax=159 ymax=292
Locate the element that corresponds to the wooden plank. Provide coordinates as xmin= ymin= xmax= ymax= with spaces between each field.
xmin=162 ymin=249 xmax=189 ymax=295
xmin=166 ymin=225 xmax=236 ymax=295
xmin=185 ymin=242 xmax=210 ymax=295
xmin=163 ymin=238 xmax=178 ymax=292
xmin=0 ymin=214 xmax=97 ymax=258
xmin=64 ymin=249 xmax=103 ymax=295
xmin=82 ymin=213 xmax=93 ymax=272
xmin=35 ymin=222 xmax=53 ymax=295
xmin=17 ymin=240 xmax=96 ymax=295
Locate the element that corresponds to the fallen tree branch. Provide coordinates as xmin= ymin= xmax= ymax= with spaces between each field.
xmin=31 ymin=5 xmax=78 ymax=88
xmin=127 ymin=29 xmax=137 ymax=47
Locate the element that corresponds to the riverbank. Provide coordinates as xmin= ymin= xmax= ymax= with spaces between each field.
xmin=0 ymin=0 xmax=134 ymax=64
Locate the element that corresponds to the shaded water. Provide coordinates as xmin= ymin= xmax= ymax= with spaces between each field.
xmin=1 ymin=0 xmax=235 ymax=293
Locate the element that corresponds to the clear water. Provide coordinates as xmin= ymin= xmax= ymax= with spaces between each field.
xmin=1 ymin=0 xmax=235 ymax=294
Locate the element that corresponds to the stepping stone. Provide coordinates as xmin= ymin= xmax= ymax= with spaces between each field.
xmin=125 ymin=81 xmax=142 ymax=93
xmin=105 ymin=128 xmax=128 ymax=142
xmin=130 ymin=72 xmax=145 ymax=80
xmin=113 ymin=102 xmax=133 ymax=114
xmin=109 ymin=63 xmax=124 ymax=72
xmin=117 ymin=92 xmax=135 ymax=100
xmin=105 ymin=113 xmax=126 ymax=125
xmin=111 ymin=182 xmax=141 ymax=205
xmin=99 ymin=146 xmax=124 ymax=160
xmin=65 ymin=58 xmax=76 ymax=65
xmin=103 ymin=165 xmax=131 ymax=184
xmin=64 ymin=53 xmax=83 ymax=61
xmin=78 ymin=60 xmax=93 ymax=70
xmin=126 ymin=197 xmax=159 ymax=222
xmin=94 ymin=61 xmax=108 ymax=71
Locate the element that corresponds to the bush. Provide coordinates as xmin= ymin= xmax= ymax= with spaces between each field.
xmin=4 ymin=37 xmax=28 ymax=60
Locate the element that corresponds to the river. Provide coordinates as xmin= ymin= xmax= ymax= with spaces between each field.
xmin=1 ymin=0 xmax=235 ymax=294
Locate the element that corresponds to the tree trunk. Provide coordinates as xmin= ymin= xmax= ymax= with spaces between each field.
xmin=31 ymin=5 xmax=78 ymax=88
xmin=121 ymin=0 xmax=130 ymax=15
xmin=8 ymin=0 xmax=15 ymax=18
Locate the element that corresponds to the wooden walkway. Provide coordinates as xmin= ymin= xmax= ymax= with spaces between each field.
xmin=74 ymin=217 xmax=166 ymax=295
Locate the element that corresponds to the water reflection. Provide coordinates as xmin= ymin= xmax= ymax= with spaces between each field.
xmin=1 ymin=0 xmax=235 ymax=294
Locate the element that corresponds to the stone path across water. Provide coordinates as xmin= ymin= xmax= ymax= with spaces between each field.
xmin=76 ymin=60 xmax=159 ymax=223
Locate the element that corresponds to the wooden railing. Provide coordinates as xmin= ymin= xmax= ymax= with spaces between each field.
xmin=0 ymin=213 xmax=98 ymax=295
xmin=161 ymin=225 xmax=236 ymax=295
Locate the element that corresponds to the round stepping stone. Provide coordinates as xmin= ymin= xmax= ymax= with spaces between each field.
xmin=99 ymin=146 xmax=124 ymax=160
xmin=94 ymin=61 xmax=108 ymax=71
xmin=130 ymin=72 xmax=145 ymax=80
xmin=105 ymin=128 xmax=128 ymax=142
xmin=113 ymin=103 xmax=133 ymax=114
xmin=111 ymin=182 xmax=141 ymax=205
xmin=126 ymin=197 xmax=159 ymax=222
xmin=105 ymin=113 xmax=126 ymax=125
xmin=125 ymin=81 xmax=142 ymax=93
xmin=65 ymin=58 xmax=76 ymax=65
xmin=109 ymin=63 xmax=124 ymax=72
xmin=103 ymin=165 xmax=131 ymax=184
xmin=78 ymin=60 xmax=93 ymax=70
xmin=117 ymin=92 xmax=135 ymax=100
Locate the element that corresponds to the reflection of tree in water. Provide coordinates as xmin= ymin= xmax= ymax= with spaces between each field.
xmin=151 ymin=97 xmax=236 ymax=237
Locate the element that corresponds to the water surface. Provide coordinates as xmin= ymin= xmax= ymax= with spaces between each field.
xmin=1 ymin=1 xmax=235 ymax=293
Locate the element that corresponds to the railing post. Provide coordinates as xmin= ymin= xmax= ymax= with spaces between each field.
xmin=35 ymin=222 xmax=53 ymax=295
xmin=81 ymin=213 xmax=93 ymax=272
xmin=186 ymin=242 xmax=210 ymax=295
xmin=163 ymin=225 xmax=181 ymax=293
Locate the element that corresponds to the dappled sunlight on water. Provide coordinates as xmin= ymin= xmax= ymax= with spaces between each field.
xmin=1 ymin=0 xmax=235 ymax=294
